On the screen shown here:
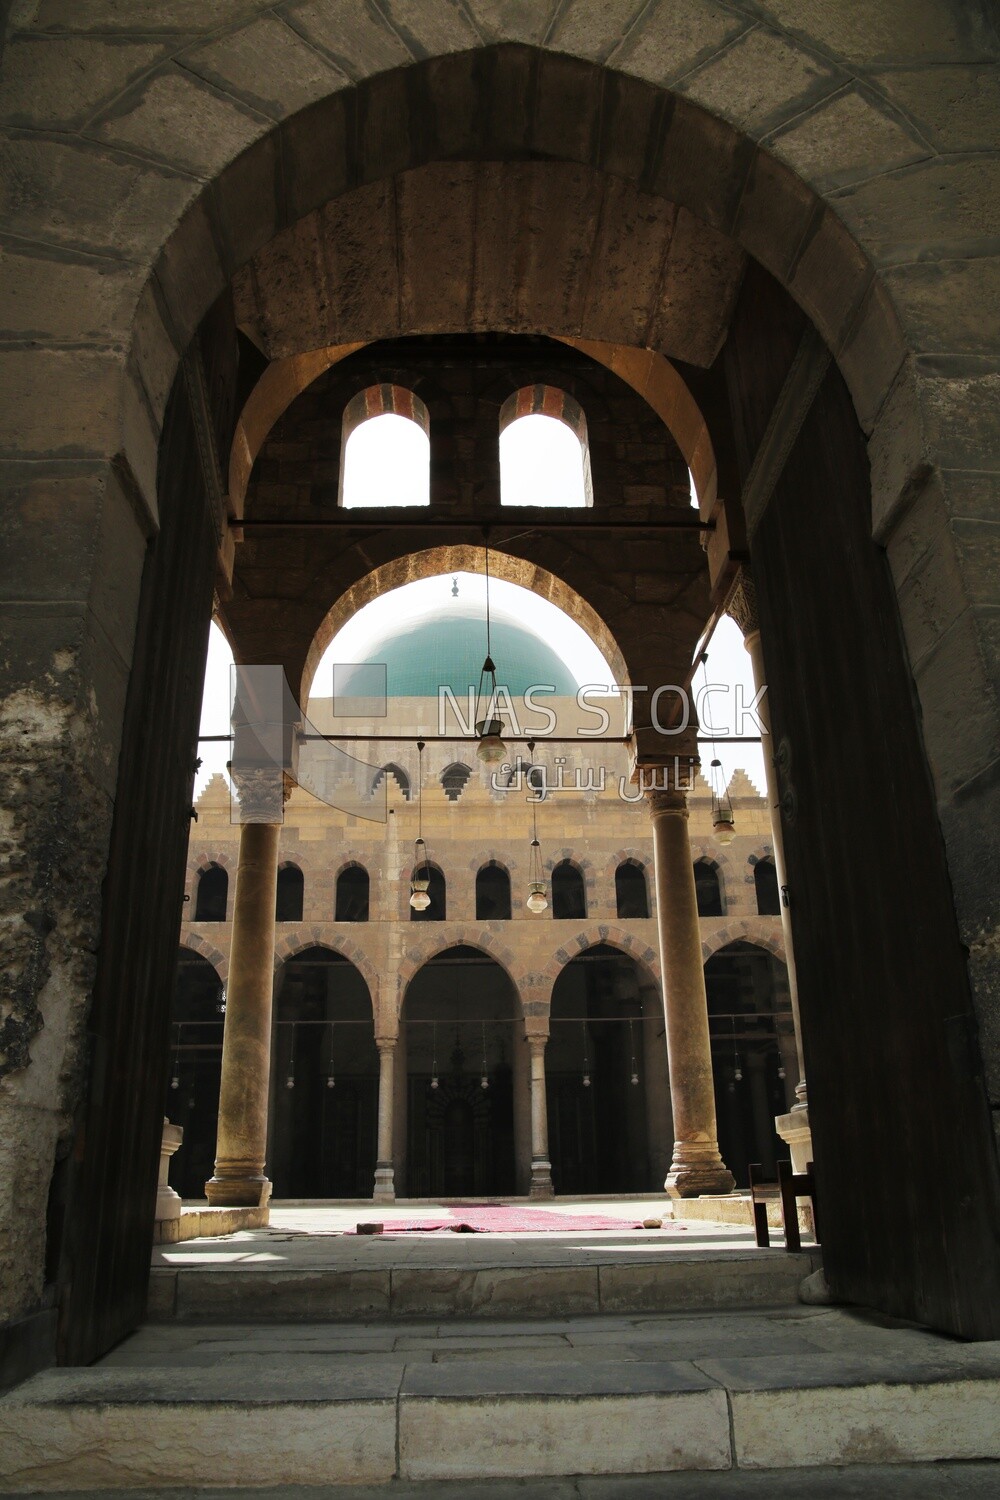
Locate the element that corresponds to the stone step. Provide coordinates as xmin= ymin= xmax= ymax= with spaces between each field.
xmin=148 ymin=1248 xmax=823 ymax=1323
xmin=2 ymin=1334 xmax=998 ymax=1491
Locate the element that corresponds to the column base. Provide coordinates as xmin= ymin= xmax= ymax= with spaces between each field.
xmin=776 ymin=1105 xmax=813 ymax=1175
xmin=665 ymin=1144 xmax=736 ymax=1199
xmin=204 ymin=1171 xmax=272 ymax=1208
xmin=529 ymin=1158 xmax=554 ymax=1199
xmin=373 ymin=1164 xmax=396 ymax=1204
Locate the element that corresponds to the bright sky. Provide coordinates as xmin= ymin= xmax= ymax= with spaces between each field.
xmin=499 ymin=414 xmax=588 ymax=506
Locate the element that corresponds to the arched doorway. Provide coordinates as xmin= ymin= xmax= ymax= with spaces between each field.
xmin=400 ymin=946 xmax=522 ymax=1198
xmin=705 ymin=942 xmax=794 ymax=1188
xmin=16 ymin=27 xmax=996 ymax=1365
xmin=165 ymin=950 xmax=225 ymax=1200
xmin=547 ymin=944 xmax=669 ymax=1195
xmin=269 ymin=947 xmax=378 ymax=1199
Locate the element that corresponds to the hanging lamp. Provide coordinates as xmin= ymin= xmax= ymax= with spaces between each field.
xmin=581 ymin=1021 xmax=591 ymax=1088
xmin=326 ymin=1020 xmax=335 ymax=1089
xmin=480 ymin=1021 xmax=490 ymax=1090
xmin=525 ymin=742 xmax=549 ymax=912
xmin=409 ymin=740 xmax=432 ymax=911
xmin=474 ymin=535 xmax=507 ymax=764
xmin=285 ymin=1021 xmax=296 ymax=1089
xmin=629 ymin=1017 xmax=639 ymax=1087
xmin=430 ymin=1021 xmax=439 ymax=1090
xmin=699 ymin=649 xmax=736 ymax=843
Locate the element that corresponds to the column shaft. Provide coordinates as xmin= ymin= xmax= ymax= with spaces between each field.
xmin=205 ymin=820 xmax=281 ymax=1206
xmin=528 ymin=1037 xmax=554 ymax=1199
xmin=647 ymin=787 xmax=735 ymax=1197
xmin=374 ymin=1040 xmax=396 ymax=1202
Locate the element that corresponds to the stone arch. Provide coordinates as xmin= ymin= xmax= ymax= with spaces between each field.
xmin=700 ymin=920 xmax=787 ymax=966
xmin=178 ymin=937 xmax=227 ymax=984
xmin=395 ymin=930 xmax=522 ymax=1017
xmin=5 ymin=15 xmax=998 ymax=1353
xmin=272 ymin=935 xmax=380 ymax=1010
xmin=301 ymin=544 xmax=629 ymax=707
xmin=542 ymin=924 xmax=662 ymax=993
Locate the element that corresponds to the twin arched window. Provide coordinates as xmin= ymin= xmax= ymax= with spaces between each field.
xmin=551 ymin=860 xmax=587 ymax=920
xmin=476 ymin=862 xmax=512 ymax=920
xmin=194 ymin=863 xmax=227 ymax=921
xmin=694 ymin=859 xmax=723 ymax=917
xmin=754 ymin=858 xmax=780 ymax=916
xmin=341 ymin=383 xmax=591 ymax=511
xmin=275 ymin=864 xmax=304 ymax=923
xmin=410 ymin=864 xmax=446 ymax=922
xmin=615 ymin=860 xmax=649 ymax=919
xmin=336 ymin=865 xmax=370 ymax=922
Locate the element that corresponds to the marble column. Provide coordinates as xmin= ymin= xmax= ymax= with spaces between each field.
xmin=646 ymin=780 xmax=735 ymax=1197
xmin=728 ymin=567 xmax=813 ymax=1169
xmin=373 ymin=1039 xmax=396 ymax=1203
xmin=205 ymin=818 xmax=281 ymax=1207
xmin=528 ymin=1035 xmax=554 ymax=1199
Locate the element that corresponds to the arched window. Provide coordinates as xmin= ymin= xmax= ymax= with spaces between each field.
xmin=476 ymin=862 xmax=511 ymax=920
xmin=194 ymin=863 xmax=228 ymax=922
xmin=336 ymin=865 xmax=369 ymax=922
xmin=410 ymin=864 xmax=446 ymax=922
xmin=441 ymin=763 xmax=473 ymax=801
xmin=615 ymin=860 xmax=649 ymax=919
xmin=754 ymin=858 xmax=781 ymax=916
xmin=551 ymin=860 xmax=586 ymax=920
xmin=694 ymin=859 xmax=723 ymax=917
xmin=275 ymin=864 xmax=304 ymax=922
xmin=341 ymin=386 xmax=430 ymax=508
xmin=372 ymin=763 xmax=411 ymax=800
xmin=499 ymin=386 xmax=592 ymax=508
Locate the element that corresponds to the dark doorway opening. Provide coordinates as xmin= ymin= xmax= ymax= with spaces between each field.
xmin=547 ymin=944 xmax=668 ymax=1194
xmin=166 ymin=950 xmax=225 ymax=1199
xmin=402 ymin=945 xmax=518 ymax=1197
xmin=705 ymin=941 xmax=794 ymax=1187
xmin=269 ymin=947 xmax=377 ymax=1198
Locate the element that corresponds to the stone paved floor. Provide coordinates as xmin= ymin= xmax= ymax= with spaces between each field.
xmin=102 ymin=1302 xmax=995 ymax=1371
xmin=157 ymin=1200 xmax=763 ymax=1271
xmin=36 ymin=1471 xmax=1000 ymax=1499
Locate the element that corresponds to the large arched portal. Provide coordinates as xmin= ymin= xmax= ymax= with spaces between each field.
xmin=705 ymin=942 xmax=794 ymax=1188
xmin=165 ymin=951 xmax=225 ymax=1201
xmin=6 ymin=22 xmax=997 ymax=1368
xmin=268 ymin=948 xmax=378 ymax=1199
xmin=547 ymin=944 xmax=669 ymax=1195
xmin=399 ymin=946 xmax=522 ymax=1199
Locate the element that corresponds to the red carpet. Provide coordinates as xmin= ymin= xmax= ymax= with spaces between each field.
xmin=349 ymin=1205 xmax=672 ymax=1234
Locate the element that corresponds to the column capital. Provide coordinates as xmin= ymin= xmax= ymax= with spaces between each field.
xmin=643 ymin=784 xmax=690 ymax=819
xmin=232 ymin=767 xmax=294 ymax=822
xmin=376 ymin=1035 xmax=398 ymax=1053
xmin=726 ymin=564 xmax=759 ymax=640
xmin=527 ymin=1033 xmax=549 ymax=1056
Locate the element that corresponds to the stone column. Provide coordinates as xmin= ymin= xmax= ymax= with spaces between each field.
xmin=205 ymin=818 xmax=281 ymax=1207
xmin=374 ymin=1039 xmax=396 ymax=1203
xmin=155 ymin=1118 xmax=184 ymax=1223
xmin=528 ymin=1035 xmax=554 ymax=1199
xmin=728 ymin=567 xmax=812 ymax=1168
xmin=646 ymin=779 xmax=735 ymax=1197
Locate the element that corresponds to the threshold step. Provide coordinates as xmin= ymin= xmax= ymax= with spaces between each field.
xmin=148 ymin=1248 xmax=822 ymax=1322
xmin=2 ymin=1336 xmax=999 ymax=1490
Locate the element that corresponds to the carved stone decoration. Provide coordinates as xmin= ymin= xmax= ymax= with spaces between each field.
xmin=727 ymin=566 xmax=759 ymax=639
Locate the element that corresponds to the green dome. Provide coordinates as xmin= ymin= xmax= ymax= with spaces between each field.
xmin=337 ymin=605 xmax=579 ymax=697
